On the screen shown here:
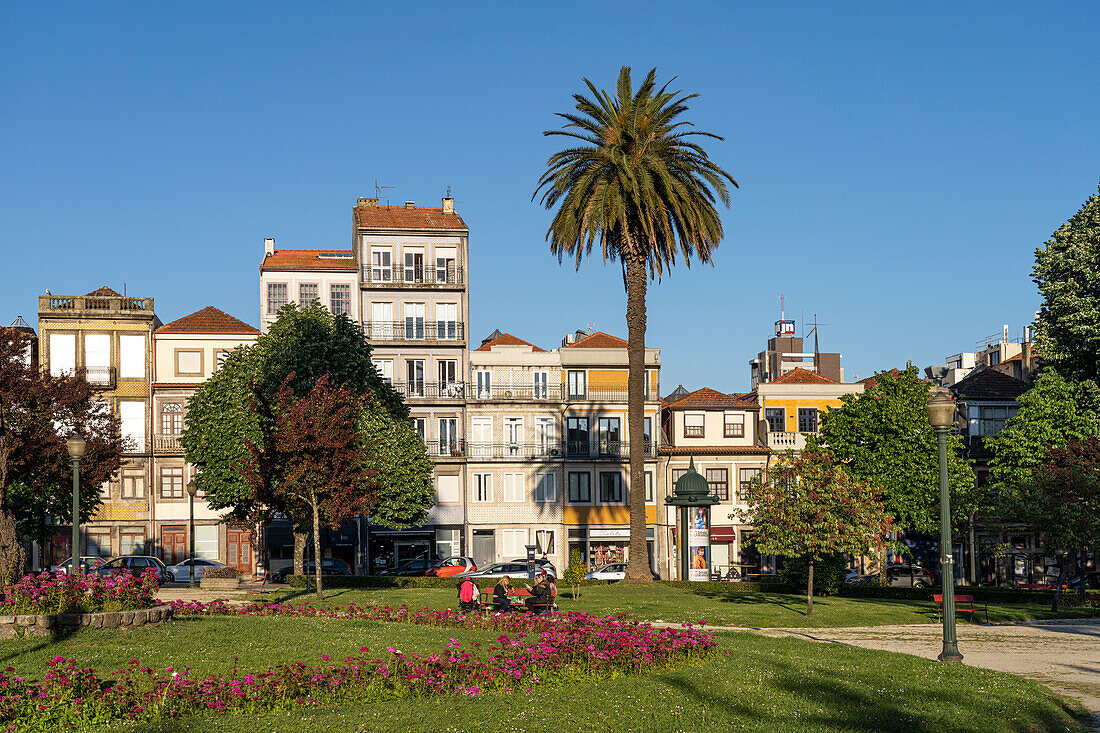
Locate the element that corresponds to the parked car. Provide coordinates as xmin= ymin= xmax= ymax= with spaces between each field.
xmin=454 ymin=558 xmax=557 ymax=580
xmin=268 ymin=558 xmax=353 ymax=584
xmin=885 ymin=564 xmax=935 ymax=588
xmin=585 ymin=562 xmax=626 ymax=581
xmin=377 ymin=558 xmax=435 ymax=577
xmin=167 ymin=558 xmax=229 ymax=582
xmin=50 ymin=556 xmax=107 ymax=575
xmin=94 ymin=555 xmax=173 ymax=584
xmin=425 ymin=556 xmax=477 ymax=578
xmin=1068 ymin=571 xmax=1100 ymax=590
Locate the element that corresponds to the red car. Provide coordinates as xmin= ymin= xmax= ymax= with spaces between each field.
xmin=426 ymin=556 xmax=476 ymax=578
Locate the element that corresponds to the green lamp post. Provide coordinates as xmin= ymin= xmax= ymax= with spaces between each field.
xmin=66 ymin=433 xmax=86 ymax=574
xmin=927 ymin=391 xmax=963 ymax=663
xmin=665 ymin=458 xmax=719 ymax=581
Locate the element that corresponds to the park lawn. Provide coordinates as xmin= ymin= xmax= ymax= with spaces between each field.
xmin=258 ymin=583 xmax=1096 ymax=628
xmin=29 ymin=622 xmax=1078 ymax=733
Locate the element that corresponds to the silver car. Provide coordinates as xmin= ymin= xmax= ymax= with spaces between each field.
xmin=455 ymin=559 xmax=557 ymax=580
xmin=585 ymin=562 xmax=626 ymax=581
xmin=167 ymin=558 xmax=229 ymax=582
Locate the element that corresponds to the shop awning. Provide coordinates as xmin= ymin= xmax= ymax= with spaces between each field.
xmin=710 ymin=527 xmax=737 ymax=541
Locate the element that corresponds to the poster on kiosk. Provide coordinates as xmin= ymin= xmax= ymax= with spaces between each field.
xmin=688 ymin=507 xmax=710 ymax=581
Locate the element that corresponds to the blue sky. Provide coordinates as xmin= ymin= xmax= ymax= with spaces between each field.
xmin=2 ymin=2 xmax=1098 ymax=391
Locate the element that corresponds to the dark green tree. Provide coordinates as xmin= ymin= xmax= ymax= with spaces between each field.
xmin=806 ymin=366 xmax=975 ymax=535
xmin=534 ymin=66 xmax=737 ymax=580
xmin=1033 ymin=183 xmax=1100 ymax=383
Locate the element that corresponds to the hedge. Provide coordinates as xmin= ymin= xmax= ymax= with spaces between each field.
xmin=284 ymin=575 xmax=789 ymax=594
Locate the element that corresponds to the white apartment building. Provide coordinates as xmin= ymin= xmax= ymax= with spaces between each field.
xmin=259 ymin=240 xmax=359 ymax=332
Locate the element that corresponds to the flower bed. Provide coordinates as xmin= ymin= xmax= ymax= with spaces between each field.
xmin=1 ymin=569 xmax=159 ymax=615
xmin=1 ymin=603 xmax=717 ymax=730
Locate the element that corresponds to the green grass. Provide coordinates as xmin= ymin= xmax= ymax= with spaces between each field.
xmin=259 ymin=583 xmax=1096 ymax=628
xmin=0 ymin=615 xmax=1087 ymax=732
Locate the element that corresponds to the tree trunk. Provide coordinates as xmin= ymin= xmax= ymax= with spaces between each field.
xmin=623 ymin=253 xmax=651 ymax=582
xmin=807 ymin=558 xmax=814 ymax=617
xmin=311 ymin=494 xmax=323 ymax=602
xmin=293 ymin=531 xmax=306 ymax=577
xmin=1051 ymin=550 xmax=1072 ymax=613
xmin=0 ymin=435 xmax=26 ymax=587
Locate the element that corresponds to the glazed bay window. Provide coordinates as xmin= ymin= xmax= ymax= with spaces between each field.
xmin=724 ymin=412 xmax=745 ymax=438
xmin=266 ymin=283 xmax=288 ymax=315
xmin=739 ymin=468 xmax=761 ymax=501
xmin=298 ymin=283 xmax=319 ymax=304
xmin=684 ymin=412 xmax=705 ymax=438
xmin=797 ymin=407 xmax=819 ymax=433
xmin=159 ymin=467 xmax=184 ymax=499
xmin=599 ymin=472 xmax=624 ymax=503
xmin=567 ymin=472 xmax=591 ymax=503
xmin=706 ymin=468 xmax=729 ymax=501
xmin=329 ymin=284 xmax=351 ymax=316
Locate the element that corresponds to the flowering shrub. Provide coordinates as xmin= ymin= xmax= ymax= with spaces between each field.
xmin=200 ymin=566 xmax=240 ymax=580
xmin=0 ymin=569 xmax=159 ymax=615
xmin=0 ymin=604 xmax=716 ymax=730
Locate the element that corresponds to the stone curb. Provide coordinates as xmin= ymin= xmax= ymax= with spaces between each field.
xmin=0 ymin=604 xmax=173 ymax=639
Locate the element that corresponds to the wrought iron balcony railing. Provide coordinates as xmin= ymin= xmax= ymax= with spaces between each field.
xmin=467 ymin=385 xmax=563 ymax=401
xmin=360 ymin=266 xmax=465 ymax=286
xmin=363 ymin=321 xmax=465 ymax=342
xmin=466 ymin=442 xmax=564 ymax=460
xmin=153 ymin=435 xmax=185 ymax=453
xmin=390 ymin=381 xmax=465 ymax=399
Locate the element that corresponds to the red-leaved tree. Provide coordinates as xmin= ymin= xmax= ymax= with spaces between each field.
xmin=241 ymin=375 xmax=377 ymax=600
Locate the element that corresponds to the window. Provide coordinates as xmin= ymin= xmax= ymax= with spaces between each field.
xmin=119 ymin=335 xmax=145 ymax=379
xmin=706 ymin=468 xmax=729 ymax=501
xmin=161 ymin=403 xmax=184 ymax=435
xmin=120 ymin=529 xmax=146 ymax=557
xmin=176 ymin=350 xmax=202 ymax=375
xmin=672 ymin=469 xmax=687 ymax=489
xmin=438 ymin=418 xmax=459 ymax=455
xmin=599 ymin=472 xmax=624 ymax=503
xmin=797 ymin=408 xmax=819 ymax=433
xmin=566 ymin=417 xmax=589 ymax=456
xmin=535 ymin=472 xmax=557 ymax=503
xmin=567 ymin=472 xmax=591 ymax=503
xmin=160 ymin=467 xmax=184 ymax=499
xmin=412 ymin=417 xmax=426 ymax=442
xmin=214 ymin=349 xmax=232 ymax=370
xmin=765 ymin=408 xmax=786 ymax=433
xmin=266 ymin=283 xmax=288 ymax=314
xmin=372 ymin=358 xmax=393 ymax=384
xmin=85 ymin=529 xmax=111 ymax=558
xmin=436 ymin=248 xmax=458 ymax=283
xmin=684 ymin=412 xmax=705 ymax=438
xmin=298 ymin=283 xmax=319 ymax=303
xmin=645 ymin=471 xmax=654 ymax=502
xmin=597 ymin=417 xmax=621 ymax=456
xmin=724 ymin=412 xmax=745 ymax=438
xmin=404 ymin=303 xmax=425 ymax=339
xmin=370 ymin=302 xmax=394 ymax=339
xmin=473 ymin=473 xmax=493 ymax=502
xmin=503 ymin=529 xmax=527 ymax=558
xmin=438 ymin=360 xmax=459 ymax=394
xmin=436 ymin=475 xmax=460 ymax=504
xmin=533 ymin=370 xmax=549 ymax=399
xmin=49 ymin=333 xmax=75 ymax=377
xmin=404 ymin=250 xmax=424 ymax=282
xmin=475 ymin=370 xmax=492 ymax=399
xmin=739 ymin=468 xmax=761 ymax=501
xmin=534 ymin=417 xmax=555 ymax=455
xmin=470 ymin=416 xmax=492 ymax=457
xmin=504 ymin=417 xmax=523 ymax=455
xmin=329 ymin=284 xmax=351 ymax=316
xmin=84 ymin=334 xmax=111 ymax=384
xmin=643 ymin=416 xmax=652 ymax=452
xmin=120 ymin=401 xmax=145 ymax=452
xmin=121 ymin=468 xmax=144 ymax=499
xmin=436 ymin=303 xmax=458 ymax=339
xmin=978 ymin=406 xmax=1015 ymax=437
xmin=567 ymin=370 xmax=587 ymax=399
xmin=406 ymin=360 xmax=425 ymax=397
xmin=503 ymin=473 xmax=524 ymax=502
xmin=195 ymin=525 xmax=218 ymax=560
xmin=370 ymin=249 xmax=392 ymax=282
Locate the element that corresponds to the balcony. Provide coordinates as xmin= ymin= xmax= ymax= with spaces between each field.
xmin=153 ymin=435 xmax=184 ymax=453
xmin=40 ymin=294 xmax=154 ymax=316
xmin=79 ymin=366 xmax=116 ymax=390
xmin=429 ymin=439 xmax=466 ymax=458
xmin=468 ymin=384 xmax=563 ymax=401
xmin=360 ymin=266 xmax=464 ymax=288
xmin=766 ymin=431 xmax=809 ymax=452
xmin=363 ymin=322 xmax=465 ymax=343
xmin=391 ymin=381 xmax=465 ymax=399
xmin=466 ymin=442 xmax=564 ymax=460
xmin=564 ymin=440 xmax=657 ymax=459
xmin=563 ymin=388 xmax=659 ymax=403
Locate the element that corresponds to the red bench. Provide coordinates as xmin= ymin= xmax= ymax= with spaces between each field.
xmin=934 ymin=593 xmax=988 ymax=622
xmin=478 ymin=586 xmax=557 ymax=614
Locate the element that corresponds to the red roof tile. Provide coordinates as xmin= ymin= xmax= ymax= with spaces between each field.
xmin=659 ymin=446 xmax=770 ymax=456
xmin=562 ymin=331 xmax=629 ymax=349
xmin=354 ymin=204 xmax=467 ymax=231
xmin=86 ymin=286 xmax=122 ymax=297
xmin=475 ymin=333 xmax=547 ymax=352
xmin=156 ymin=306 xmax=260 ymax=335
xmin=664 ymin=387 xmax=759 ymax=411
xmin=772 ymin=367 xmax=838 ymax=384
xmin=858 ymin=368 xmax=919 ymax=389
xmin=261 ymin=250 xmax=357 ymax=271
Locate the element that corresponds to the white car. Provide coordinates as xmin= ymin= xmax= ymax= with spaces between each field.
xmin=585 ymin=563 xmax=626 ymax=581
xmin=167 ymin=558 xmax=229 ymax=582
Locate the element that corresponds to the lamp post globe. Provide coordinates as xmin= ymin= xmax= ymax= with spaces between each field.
xmin=927 ymin=391 xmax=963 ymax=663
xmin=66 ymin=433 xmax=85 ymax=574
xmin=186 ymin=479 xmax=198 ymax=587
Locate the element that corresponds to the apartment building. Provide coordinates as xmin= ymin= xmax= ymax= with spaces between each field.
xmin=152 ymin=306 xmax=260 ymax=574
xmin=749 ymin=367 xmax=863 ymax=452
xmin=658 ymin=388 xmax=769 ymax=580
xmin=259 ymin=240 xmax=358 ymax=332
xmin=749 ymin=322 xmax=843 ymax=390
xmin=353 ymin=197 xmax=470 ymax=570
xmin=37 ymin=287 xmax=159 ymax=563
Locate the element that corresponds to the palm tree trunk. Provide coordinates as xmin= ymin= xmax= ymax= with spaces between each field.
xmin=311 ymin=493 xmax=323 ymax=602
xmin=807 ymin=558 xmax=814 ymax=617
xmin=624 ymin=253 xmax=652 ymax=581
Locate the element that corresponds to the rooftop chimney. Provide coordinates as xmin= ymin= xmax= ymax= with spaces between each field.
xmin=264 ymin=237 xmax=275 ymax=257
xmin=405 ymin=201 xmax=415 ymax=209
xmin=357 ymin=197 xmax=378 ymax=208
xmin=442 ymin=197 xmax=454 ymax=213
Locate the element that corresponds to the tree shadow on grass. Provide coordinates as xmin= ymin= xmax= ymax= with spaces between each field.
xmin=689 ymin=590 xmax=808 ymax=615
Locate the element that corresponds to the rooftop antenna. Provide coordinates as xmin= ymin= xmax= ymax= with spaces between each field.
xmin=445 ymin=185 xmax=452 ymax=198
xmin=374 ymin=179 xmax=394 ymax=206
xmin=806 ymin=313 xmax=828 ymax=367
xmin=586 ymin=322 xmax=595 ymax=334
xmin=779 ymin=294 xmax=786 ymax=322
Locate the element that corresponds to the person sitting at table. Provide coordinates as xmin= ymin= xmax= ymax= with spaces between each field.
xmin=492 ymin=575 xmax=512 ymax=612
xmin=524 ymin=573 xmax=552 ymax=613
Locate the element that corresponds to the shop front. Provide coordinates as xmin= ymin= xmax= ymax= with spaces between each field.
xmin=567 ymin=527 xmax=657 ymax=572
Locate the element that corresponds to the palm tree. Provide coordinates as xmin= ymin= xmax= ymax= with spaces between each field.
xmin=534 ymin=67 xmax=737 ymax=581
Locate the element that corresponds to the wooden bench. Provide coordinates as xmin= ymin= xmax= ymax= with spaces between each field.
xmin=475 ymin=586 xmax=557 ymax=614
xmin=934 ymin=593 xmax=988 ymax=622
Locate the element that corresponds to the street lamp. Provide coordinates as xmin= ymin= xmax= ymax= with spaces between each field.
xmin=66 ymin=433 xmax=86 ymax=575
xmin=186 ymin=479 xmax=198 ymax=587
xmin=926 ymin=392 xmax=963 ymax=663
